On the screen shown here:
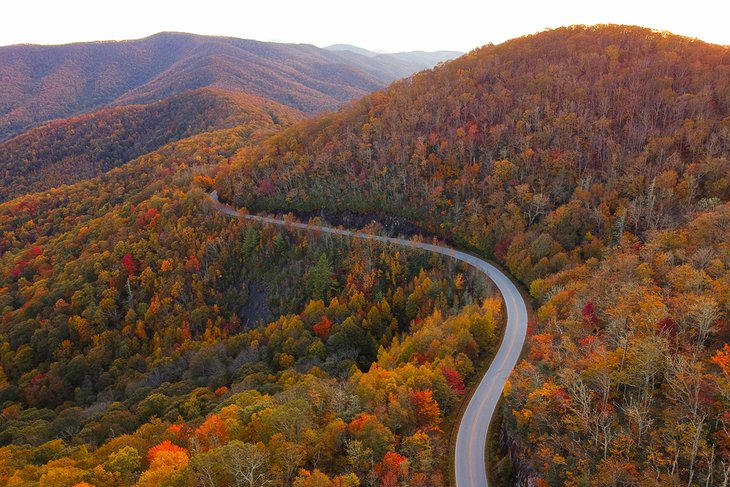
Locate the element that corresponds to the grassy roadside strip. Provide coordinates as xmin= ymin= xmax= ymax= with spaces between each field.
xmin=447 ymin=311 xmax=505 ymax=487
xmin=447 ymin=251 xmax=534 ymax=487
xmin=486 ymin=274 xmax=537 ymax=486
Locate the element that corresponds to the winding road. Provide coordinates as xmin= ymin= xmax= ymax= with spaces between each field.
xmin=209 ymin=191 xmax=528 ymax=487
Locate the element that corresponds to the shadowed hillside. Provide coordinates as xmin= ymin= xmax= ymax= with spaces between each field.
xmin=0 ymin=88 xmax=300 ymax=202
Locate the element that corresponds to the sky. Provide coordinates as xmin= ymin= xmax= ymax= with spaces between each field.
xmin=2 ymin=0 xmax=728 ymax=51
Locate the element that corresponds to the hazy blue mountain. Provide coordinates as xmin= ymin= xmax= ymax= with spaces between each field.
xmin=325 ymin=43 xmax=463 ymax=71
xmin=385 ymin=50 xmax=463 ymax=66
xmin=323 ymin=43 xmax=377 ymax=57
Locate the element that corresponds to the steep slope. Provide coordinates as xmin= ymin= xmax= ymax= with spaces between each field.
xmin=215 ymin=25 xmax=730 ymax=485
xmin=0 ymin=31 xmax=425 ymax=141
xmin=220 ymin=24 xmax=729 ymax=240
xmin=0 ymin=88 xmax=300 ymax=202
xmin=502 ymin=200 xmax=730 ymax=486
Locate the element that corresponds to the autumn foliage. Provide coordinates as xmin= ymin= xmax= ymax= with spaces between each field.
xmin=0 ymin=23 xmax=728 ymax=487
xmin=213 ymin=25 xmax=729 ymax=486
xmin=147 ymin=440 xmax=187 ymax=464
xmin=0 ymin=143 xmax=495 ymax=485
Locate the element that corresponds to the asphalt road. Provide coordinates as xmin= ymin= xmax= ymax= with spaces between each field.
xmin=209 ymin=191 xmax=528 ymax=487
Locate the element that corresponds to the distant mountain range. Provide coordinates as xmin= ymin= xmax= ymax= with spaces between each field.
xmin=0 ymin=32 xmax=458 ymax=141
xmin=324 ymin=44 xmax=462 ymax=70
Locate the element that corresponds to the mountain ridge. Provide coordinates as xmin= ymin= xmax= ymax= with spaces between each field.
xmin=215 ymin=25 xmax=729 ymax=484
xmin=324 ymin=43 xmax=462 ymax=69
xmin=0 ymin=31 xmax=436 ymax=141
xmin=0 ymin=87 xmax=300 ymax=202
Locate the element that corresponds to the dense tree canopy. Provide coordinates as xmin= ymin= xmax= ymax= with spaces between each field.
xmin=0 ymin=119 xmax=502 ymax=485
xmin=0 ymin=88 xmax=300 ymax=202
xmin=1 ymin=24 xmax=728 ymax=487
xmin=0 ymin=31 xmax=421 ymax=141
xmin=215 ymin=25 xmax=730 ymax=485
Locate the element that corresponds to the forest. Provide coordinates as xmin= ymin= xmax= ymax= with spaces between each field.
xmin=0 ymin=23 xmax=728 ymax=487
xmin=0 ymin=31 xmax=429 ymax=141
xmin=0 ymin=114 xmax=502 ymax=485
xmin=215 ymin=25 xmax=730 ymax=485
xmin=0 ymin=88 xmax=300 ymax=202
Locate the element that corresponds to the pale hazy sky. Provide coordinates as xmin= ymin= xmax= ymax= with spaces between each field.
xmin=3 ymin=0 xmax=728 ymax=51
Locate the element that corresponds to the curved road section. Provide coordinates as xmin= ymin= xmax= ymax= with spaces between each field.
xmin=209 ymin=191 xmax=528 ymax=487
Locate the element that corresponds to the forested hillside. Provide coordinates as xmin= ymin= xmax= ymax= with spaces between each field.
xmin=2 ymin=23 xmax=728 ymax=487
xmin=504 ymin=201 xmax=729 ymax=486
xmin=0 ymin=88 xmax=300 ymax=202
xmin=215 ymin=25 xmax=730 ymax=485
xmin=0 ymin=116 xmax=502 ymax=485
xmin=0 ymin=31 xmax=431 ymax=141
